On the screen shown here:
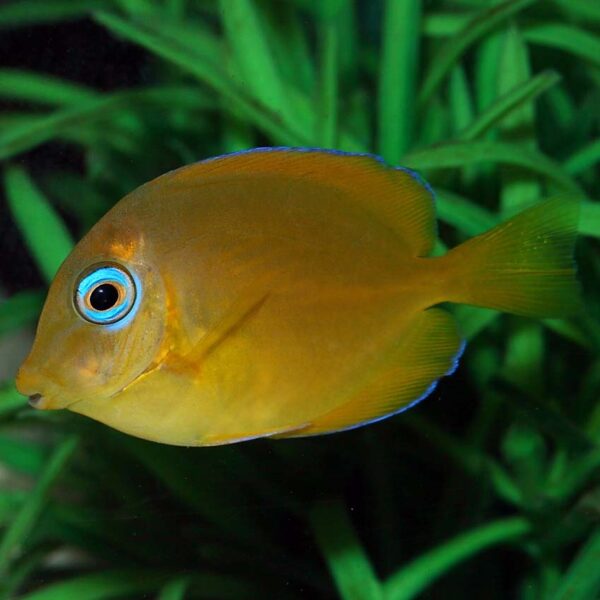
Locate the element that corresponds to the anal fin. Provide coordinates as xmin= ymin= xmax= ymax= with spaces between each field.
xmin=275 ymin=308 xmax=464 ymax=438
xmin=202 ymin=423 xmax=309 ymax=446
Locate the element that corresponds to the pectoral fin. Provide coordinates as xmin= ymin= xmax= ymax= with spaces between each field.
xmin=163 ymin=289 xmax=270 ymax=380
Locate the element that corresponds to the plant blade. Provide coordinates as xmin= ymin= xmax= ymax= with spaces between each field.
xmin=311 ymin=500 xmax=383 ymax=600
xmin=4 ymin=167 xmax=74 ymax=283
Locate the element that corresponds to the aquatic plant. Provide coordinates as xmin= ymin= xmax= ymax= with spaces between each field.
xmin=0 ymin=0 xmax=598 ymax=598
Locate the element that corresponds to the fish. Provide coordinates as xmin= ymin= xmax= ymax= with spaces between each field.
xmin=15 ymin=148 xmax=581 ymax=446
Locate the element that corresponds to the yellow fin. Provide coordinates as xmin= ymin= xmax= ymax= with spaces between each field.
xmin=163 ymin=288 xmax=270 ymax=380
xmin=446 ymin=197 xmax=582 ymax=318
xmin=275 ymin=308 xmax=464 ymax=438
xmin=202 ymin=423 xmax=309 ymax=446
xmin=160 ymin=148 xmax=437 ymax=256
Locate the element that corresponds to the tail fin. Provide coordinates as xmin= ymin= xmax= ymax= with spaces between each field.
xmin=446 ymin=197 xmax=582 ymax=318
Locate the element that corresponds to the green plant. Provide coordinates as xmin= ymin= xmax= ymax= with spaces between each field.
xmin=0 ymin=0 xmax=599 ymax=598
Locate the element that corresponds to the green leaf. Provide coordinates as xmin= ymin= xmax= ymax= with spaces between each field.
xmin=94 ymin=11 xmax=363 ymax=151
xmin=0 ymin=492 xmax=28 ymax=529
xmin=219 ymin=0 xmax=292 ymax=121
xmin=454 ymin=305 xmax=500 ymax=339
xmin=436 ymin=189 xmax=498 ymax=236
xmin=0 ymin=436 xmax=46 ymax=476
xmin=290 ymin=0 xmax=347 ymax=20
xmin=384 ymin=517 xmax=531 ymax=600
xmin=0 ymin=436 xmax=78 ymax=578
xmin=422 ymin=12 xmax=471 ymax=37
xmin=0 ymin=383 xmax=26 ymax=418
xmin=524 ymin=23 xmax=600 ymax=68
xmin=158 ymin=577 xmax=191 ymax=600
xmin=0 ymin=69 xmax=97 ymax=106
xmin=497 ymin=25 xmax=535 ymax=134
xmin=545 ymin=86 xmax=575 ymax=131
xmin=551 ymin=527 xmax=600 ymax=600
xmin=496 ymin=378 xmax=595 ymax=452
xmin=17 ymin=570 xmax=176 ymax=600
xmin=449 ymin=65 xmax=474 ymax=134
xmin=547 ymin=449 xmax=600 ymax=501
xmin=336 ymin=1 xmax=359 ymax=87
xmin=542 ymin=319 xmax=592 ymax=348
xmin=377 ymin=0 xmax=421 ymax=162
xmin=260 ymin=3 xmax=315 ymax=93
xmin=419 ymin=0 xmax=538 ymax=105
xmin=486 ymin=459 xmax=525 ymax=506
xmin=311 ymin=500 xmax=383 ymax=600
xmin=580 ymin=202 xmax=600 ymax=239
xmin=222 ymin=115 xmax=255 ymax=153
xmin=170 ymin=573 xmax=259 ymax=599
xmin=0 ymin=291 xmax=44 ymax=338
xmin=0 ymin=0 xmax=102 ymax=28
xmin=459 ymin=70 xmax=560 ymax=141
xmin=474 ymin=27 xmax=503 ymax=113
xmin=418 ymin=97 xmax=449 ymax=147
xmin=565 ymin=139 xmax=600 ymax=175
xmin=94 ymin=12 xmax=309 ymax=146
xmin=4 ymin=167 xmax=74 ymax=283
xmin=0 ymin=545 xmax=49 ymax=600
xmin=497 ymin=24 xmax=539 ymax=216
xmin=316 ymin=16 xmax=340 ymax=148
xmin=402 ymin=140 xmax=583 ymax=195
xmin=0 ymin=69 xmax=96 ymax=106
xmin=0 ymin=87 xmax=213 ymax=161
xmin=553 ymin=0 xmax=600 ymax=22
xmin=503 ymin=322 xmax=544 ymax=395
xmin=114 ymin=0 xmax=158 ymax=16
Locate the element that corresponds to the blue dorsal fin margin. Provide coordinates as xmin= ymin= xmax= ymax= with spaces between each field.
xmin=195 ymin=145 xmax=436 ymax=198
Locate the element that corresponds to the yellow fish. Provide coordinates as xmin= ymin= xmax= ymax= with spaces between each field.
xmin=16 ymin=148 xmax=581 ymax=446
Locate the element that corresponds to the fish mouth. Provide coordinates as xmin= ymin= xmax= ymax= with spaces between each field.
xmin=17 ymin=362 xmax=84 ymax=411
xmin=25 ymin=392 xmax=57 ymax=410
xmin=26 ymin=392 xmax=85 ymax=411
xmin=17 ymin=375 xmax=84 ymax=411
xmin=28 ymin=393 xmax=44 ymax=408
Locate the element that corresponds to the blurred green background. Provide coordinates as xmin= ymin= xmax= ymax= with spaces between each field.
xmin=0 ymin=0 xmax=599 ymax=598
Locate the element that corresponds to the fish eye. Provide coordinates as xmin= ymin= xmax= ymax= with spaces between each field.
xmin=74 ymin=264 xmax=136 ymax=324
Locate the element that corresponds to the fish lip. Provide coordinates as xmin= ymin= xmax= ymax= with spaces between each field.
xmin=18 ymin=366 xmax=84 ymax=410
xmin=26 ymin=391 xmax=85 ymax=411
xmin=28 ymin=393 xmax=43 ymax=408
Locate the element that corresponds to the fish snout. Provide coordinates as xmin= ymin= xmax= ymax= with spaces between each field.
xmin=16 ymin=362 xmax=54 ymax=410
xmin=16 ymin=359 xmax=89 ymax=411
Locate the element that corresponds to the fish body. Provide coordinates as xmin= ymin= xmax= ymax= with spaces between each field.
xmin=16 ymin=148 xmax=581 ymax=446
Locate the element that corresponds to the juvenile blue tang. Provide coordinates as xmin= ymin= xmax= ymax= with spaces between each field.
xmin=16 ymin=148 xmax=581 ymax=446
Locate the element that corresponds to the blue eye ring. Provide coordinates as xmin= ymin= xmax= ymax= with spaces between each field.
xmin=74 ymin=263 xmax=137 ymax=325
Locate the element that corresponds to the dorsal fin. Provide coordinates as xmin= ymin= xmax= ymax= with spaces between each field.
xmin=160 ymin=147 xmax=437 ymax=257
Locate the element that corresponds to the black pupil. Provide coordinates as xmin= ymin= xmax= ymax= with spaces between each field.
xmin=89 ymin=284 xmax=119 ymax=311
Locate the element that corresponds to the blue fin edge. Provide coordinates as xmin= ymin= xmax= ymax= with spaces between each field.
xmin=196 ymin=146 xmax=439 ymax=256
xmin=196 ymin=145 xmax=437 ymax=200
xmin=295 ymin=338 xmax=467 ymax=438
